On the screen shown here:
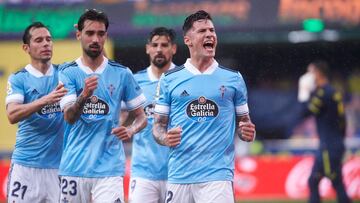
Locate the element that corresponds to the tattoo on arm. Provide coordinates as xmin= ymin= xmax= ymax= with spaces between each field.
xmin=64 ymin=94 xmax=88 ymax=124
xmin=153 ymin=114 xmax=169 ymax=146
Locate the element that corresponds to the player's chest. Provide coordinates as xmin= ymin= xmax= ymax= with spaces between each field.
xmin=24 ymin=76 xmax=57 ymax=99
xmin=140 ymin=81 xmax=158 ymax=104
xmin=170 ymin=76 xmax=235 ymax=104
xmin=74 ymin=74 xmax=124 ymax=100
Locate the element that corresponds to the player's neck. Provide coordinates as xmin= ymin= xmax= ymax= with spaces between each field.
xmin=190 ymin=57 xmax=214 ymax=73
xmin=82 ymin=54 xmax=104 ymax=71
xmin=151 ymin=63 xmax=171 ymax=79
xmin=30 ymin=60 xmax=51 ymax=75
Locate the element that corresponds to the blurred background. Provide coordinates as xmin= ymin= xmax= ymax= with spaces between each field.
xmin=0 ymin=0 xmax=359 ymax=202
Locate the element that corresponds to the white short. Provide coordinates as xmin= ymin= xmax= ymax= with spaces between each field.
xmin=7 ymin=163 xmax=60 ymax=203
xmin=59 ymin=176 xmax=124 ymax=203
xmin=166 ymin=181 xmax=234 ymax=203
xmin=128 ymin=177 xmax=167 ymax=203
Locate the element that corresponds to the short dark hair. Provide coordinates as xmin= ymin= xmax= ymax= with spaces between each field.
xmin=311 ymin=60 xmax=330 ymax=78
xmin=148 ymin=27 xmax=176 ymax=44
xmin=22 ymin=22 xmax=49 ymax=44
xmin=77 ymin=9 xmax=109 ymax=31
xmin=182 ymin=10 xmax=212 ymax=35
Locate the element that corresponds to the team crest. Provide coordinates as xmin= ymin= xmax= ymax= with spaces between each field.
xmin=186 ymin=96 xmax=219 ymax=122
xmin=108 ymin=84 xmax=115 ymax=96
xmin=219 ymin=85 xmax=226 ymax=99
xmin=6 ymin=81 xmax=13 ymax=95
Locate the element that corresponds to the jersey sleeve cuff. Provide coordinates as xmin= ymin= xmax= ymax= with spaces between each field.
xmin=236 ymin=103 xmax=249 ymax=116
xmin=154 ymin=104 xmax=169 ymax=115
xmin=60 ymin=94 xmax=77 ymax=110
xmin=5 ymin=94 xmax=24 ymax=105
xmin=125 ymin=94 xmax=146 ymax=111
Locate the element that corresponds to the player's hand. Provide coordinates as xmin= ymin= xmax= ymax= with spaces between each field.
xmin=165 ymin=126 xmax=182 ymax=147
xmin=298 ymin=72 xmax=315 ymax=102
xmin=239 ymin=121 xmax=256 ymax=142
xmin=112 ymin=126 xmax=135 ymax=141
xmin=82 ymin=76 xmax=98 ymax=98
xmin=41 ymin=83 xmax=68 ymax=105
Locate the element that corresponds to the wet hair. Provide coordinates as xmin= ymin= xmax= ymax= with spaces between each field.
xmin=148 ymin=27 xmax=176 ymax=44
xmin=310 ymin=60 xmax=330 ymax=78
xmin=22 ymin=22 xmax=49 ymax=44
xmin=77 ymin=8 xmax=109 ymax=31
xmin=182 ymin=10 xmax=212 ymax=35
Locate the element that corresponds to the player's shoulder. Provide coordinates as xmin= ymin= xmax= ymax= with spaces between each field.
xmin=165 ymin=65 xmax=185 ymax=77
xmin=218 ymin=65 xmax=239 ymax=74
xmin=52 ymin=64 xmax=59 ymax=69
xmin=133 ymin=68 xmax=147 ymax=79
xmin=58 ymin=61 xmax=77 ymax=71
xmin=218 ymin=65 xmax=243 ymax=80
xmin=108 ymin=59 xmax=127 ymax=69
xmin=135 ymin=68 xmax=147 ymax=75
xmin=13 ymin=67 xmax=27 ymax=76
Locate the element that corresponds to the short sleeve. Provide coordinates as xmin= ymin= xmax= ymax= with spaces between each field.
xmin=154 ymin=75 xmax=170 ymax=115
xmin=59 ymin=68 xmax=77 ymax=110
xmin=234 ymin=72 xmax=249 ymax=116
xmin=123 ymin=69 xmax=146 ymax=110
xmin=6 ymin=74 xmax=25 ymax=105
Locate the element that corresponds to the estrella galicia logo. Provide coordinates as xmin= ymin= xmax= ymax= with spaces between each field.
xmin=82 ymin=95 xmax=109 ymax=119
xmin=144 ymin=103 xmax=155 ymax=118
xmin=186 ymin=96 xmax=219 ymax=122
xmin=37 ymin=102 xmax=61 ymax=119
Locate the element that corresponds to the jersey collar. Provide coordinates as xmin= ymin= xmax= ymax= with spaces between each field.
xmin=76 ymin=56 xmax=108 ymax=74
xmin=184 ymin=58 xmax=218 ymax=75
xmin=25 ymin=64 xmax=54 ymax=78
xmin=147 ymin=62 xmax=175 ymax=82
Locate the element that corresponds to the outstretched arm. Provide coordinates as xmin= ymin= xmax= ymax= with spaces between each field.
xmin=236 ymin=114 xmax=256 ymax=142
xmin=153 ymin=113 xmax=182 ymax=147
xmin=63 ymin=76 xmax=97 ymax=124
xmin=6 ymin=83 xmax=67 ymax=124
xmin=112 ymin=107 xmax=147 ymax=140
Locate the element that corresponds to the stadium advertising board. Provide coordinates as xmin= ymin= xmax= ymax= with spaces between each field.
xmin=1 ymin=0 xmax=360 ymax=41
xmin=1 ymin=156 xmax=359 ymax=201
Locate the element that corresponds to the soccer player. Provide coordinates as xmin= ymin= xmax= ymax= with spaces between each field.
xmin=5 ymin=22 xmax=67 ymax=202
xmin=297 ymin=60 xmax=352 ymax=203
xmin=153 ymin=10 xmax=256 ymax=203
xmin=58 ymin=9 xmax=147 ymax=202
xmin=122 ymin=27 xmax=177 ymax=203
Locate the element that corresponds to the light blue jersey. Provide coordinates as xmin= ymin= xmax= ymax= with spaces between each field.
xmin=5 ymin=64 xmax=64 ymax=169
xmin=131 ymin=65 xmax=175 ymax=180
xmin=59 ymin=57 xmax=146 ymax=178
xmin=154 ymin=59 xmax=249 ymax=184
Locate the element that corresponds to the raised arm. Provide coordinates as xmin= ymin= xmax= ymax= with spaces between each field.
xmin=153 ymin=113 xmax=182 ymax=146
xmin=236 ymin=114 xmax=256 ymax=142
xmin=6 ymin=83 xmax=67 ymax=124
xmin=112 ymin=106 xmax=147 ymax=140
xmin=63 ymin=76 xmax=97 ymax=124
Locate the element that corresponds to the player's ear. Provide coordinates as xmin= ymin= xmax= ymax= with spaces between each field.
xmin=76 ymin=30 xmax=81 ymax=40
xmin=145 ymin=43 xmax=150 ymax=55
xmin=184 ymin=35 xmax=192 ymax=47
xmin=22 ymin=44 xmax=30 ymax=53
xmin=172 ymin=44 xmax=177 ymax=55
